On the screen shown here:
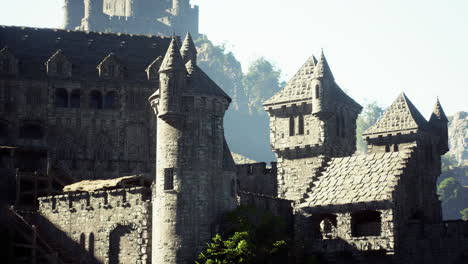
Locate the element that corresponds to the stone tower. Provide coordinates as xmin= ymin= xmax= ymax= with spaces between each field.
xmin=263 ymin=51 xmax=362 ymax=201
xmin=149 ymin=36 xmax=237 ymax=264
xmin=363 ymin=93 xmax=448 ymax=224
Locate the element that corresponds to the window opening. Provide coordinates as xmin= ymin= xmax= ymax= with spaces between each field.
xmin=393 ymin=144 xmax=399 ymax=152
xmin=298 ymin=115 xmax=304 ymax=135
xmin=55 ymin=89 xmax=68 ymax=108
xmin=385 ymin=144 xmax=390 ymax=153
xmin=315 ymin=85 xmax=320 ymax=99
xmin=164 ymin=168 xmax=174 ymax=190
xmin=351 ymin=210 xmax=382 ymax=237
xmin=289 ymin=116 xmax=295 ymax=136
xmin=90 ymin=91 xmax=103 ymax=109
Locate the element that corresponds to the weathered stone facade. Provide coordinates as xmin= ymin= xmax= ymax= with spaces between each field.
xmin=0 ymin=26 xmax=172 ymax=182
xmin=37 ymin=185 xmax=151 ymax=264
xmin=64 ymin=0 xmax=199 ymax=37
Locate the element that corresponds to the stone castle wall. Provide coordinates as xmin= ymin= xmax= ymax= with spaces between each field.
xmin=0 ymin=26 xmax=172 ymax=181
xmin=236 ymin=162 xmax=278 ymax=196
xmin=37 ymin=187 xmax=151 ymax=264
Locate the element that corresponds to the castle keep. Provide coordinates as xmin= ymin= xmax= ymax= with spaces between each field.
xmin=0 ymin=24 xmax=467 ymax=264
xmin=63 ymin=0 xmax=199 ymax=37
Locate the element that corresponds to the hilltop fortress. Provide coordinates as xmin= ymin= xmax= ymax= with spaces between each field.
xmin=63 ymin=0 xmax=199 ymax=36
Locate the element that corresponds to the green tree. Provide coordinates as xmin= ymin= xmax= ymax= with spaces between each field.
xmin=460 ymin=208 xmax=468 ymax=220
xmin=355 ymin=101 xmax=385 ymax=153
xmin=437 ymin=177 xmax=468 ymax=219
xmin=196 ymin=206 xmax=289 ymax=264
xmin=243 ymin=58 xmax=285 ymax=115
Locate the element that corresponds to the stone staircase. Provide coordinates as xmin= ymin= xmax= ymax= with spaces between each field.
xmin=8 ymin=207 xmax=74 ymax=264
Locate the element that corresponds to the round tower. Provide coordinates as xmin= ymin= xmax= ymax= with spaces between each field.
xmin=150 ymin=36 xmax=237 ymax=264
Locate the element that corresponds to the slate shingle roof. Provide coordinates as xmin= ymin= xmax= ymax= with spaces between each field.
xmin=0 ymin=26 xmax=171 ymax=80
xmin=264 ymin=56 xmax=317 ymax=105
xmin=187 ymin=63 xmax=231 ymax=102
xmin=263 ymin=53 xmax=362 ymax=111
xmin=363 ymin=93 xmax=428 ymax=136
xmin=302 ymin=151 xmax=411 ymax=207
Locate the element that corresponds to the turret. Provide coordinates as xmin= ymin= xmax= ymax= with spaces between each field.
xmin=429 ymin=98 xmax=449 ymax=155
xmin=157 ymin=37 xmax=186 ymax=120
xmin=311 ymin=50 xmax=335 ymax=116
xmin=63 ymin=0 xmax=84 ymax=30
xmin=180 ymin=33 xmax=197 ymax=64
xmin=363 ymin=93 xmax=430 ymax=154
xmin=150 ymin=36 xmax=237 ymax=264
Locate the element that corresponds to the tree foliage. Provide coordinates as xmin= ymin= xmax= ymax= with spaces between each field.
xmin=460 ymin=208 xmax=468 ymax=220
xmin=355 ymin=101 xmax=385 ymax=153
xmin=243 ymin=58 xmax=285 ymax=115
xmin=196 ymin=206 xmax=290 ymax=264
xmin=437 ymin=177 xmax=468 ymax=219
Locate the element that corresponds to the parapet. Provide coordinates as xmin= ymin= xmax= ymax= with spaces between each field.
xmin=38 ymin=186 xmax=150 ymax=214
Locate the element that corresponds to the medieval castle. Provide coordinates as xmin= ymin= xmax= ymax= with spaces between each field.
xmin=0 ymin=1 xmax=467 ymax=264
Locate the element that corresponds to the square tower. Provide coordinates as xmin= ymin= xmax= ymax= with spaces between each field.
xmin=263 ymin=52 xmax=362 ymax=200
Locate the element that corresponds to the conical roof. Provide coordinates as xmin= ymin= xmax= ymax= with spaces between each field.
xmin=159 ymin=37 xmax=186 ymax=73
xmin=363 ymin=93 xmax=428 ymax=136
xmin=180 ymin=33 xmax=197 ymax=58
xmin=187 ymin=64 xmax=231 ymax=102
xmin=263 ymin=55 xmax=317 ymax=105
xmin=429 ymin=98 xmax=448 ymax=123
xmin=313 ymin=50 xmax=334 ymax=80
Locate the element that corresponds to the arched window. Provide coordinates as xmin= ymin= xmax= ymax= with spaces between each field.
xmin=89 ymin=233 xmax=95 ymax=256
xmin=79 ymin=233 xmax=86 ymax=250
xmin=315 ymin=85 xmax=320 ymax=99
xmin=393 ymin=144 xmax=399 ymax=152
xmin=70 ymin=89 xmax=81 ymax=108
xmin=104 ymin=91 xmax=118 ymax=109
xmin=351 ymin=210 xmax=381 ymax=237
xmin=19 ymin=123 xmax=44 ymax=139
xmin=55 ymin=88 xmax=68 ymax=108
xmin=289 ymin=116 xmax=295 ymax=136
xmin=298 ymin=115 xmax=304 ymax=135
xmin=89 ymin=91 xmax=103 ymax=109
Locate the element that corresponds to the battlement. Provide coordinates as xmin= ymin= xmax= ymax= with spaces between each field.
xmin=38 ymin=186 xmax=150 ymax=213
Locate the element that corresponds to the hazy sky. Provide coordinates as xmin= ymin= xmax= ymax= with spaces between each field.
xmin=1 ymin=0 xmax=467 ymax=116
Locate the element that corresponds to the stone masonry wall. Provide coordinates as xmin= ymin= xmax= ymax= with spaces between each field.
xmin=37 ymin=187 xmax=151 ymax=264
xmin=236 ymin=162 xmax=277 ymax=196
xmin=295 ymin=208 xmax=395 ymax=262
xmin=276 ymin=155 xmax=327 ymax=201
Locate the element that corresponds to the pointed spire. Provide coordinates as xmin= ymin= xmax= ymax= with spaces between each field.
xmin=180 ymin=33 xmax=197 ymax=64
xmin=429 ymin=98 xmax=449 ymax=123
xmin=159 ymin=37 xmax=186 ymax=73
xmin=314 ymin=49 xmax=334 ymax=80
